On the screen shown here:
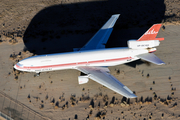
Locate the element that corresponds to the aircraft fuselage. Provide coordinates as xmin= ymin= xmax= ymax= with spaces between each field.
xmin=14 ymin=47 xmax=149 ymax=73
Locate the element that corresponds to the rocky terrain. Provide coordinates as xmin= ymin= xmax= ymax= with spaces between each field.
xmin=0 ymin=0 xmax=180 ymax=120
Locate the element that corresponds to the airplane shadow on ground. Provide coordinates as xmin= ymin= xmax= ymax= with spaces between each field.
xmin=23 ymin=0 xmax=166 ymax=58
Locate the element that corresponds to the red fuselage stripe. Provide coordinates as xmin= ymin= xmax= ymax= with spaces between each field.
xmin=16 ymin=57 xmax=132 ymax=70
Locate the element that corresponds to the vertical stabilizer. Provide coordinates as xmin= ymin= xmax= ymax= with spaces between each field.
xmin=137 ymin=24 xmax=164 ymax=41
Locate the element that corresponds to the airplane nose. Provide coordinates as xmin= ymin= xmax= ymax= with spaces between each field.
xmin=14 ymin=62 xmax=24 ymax=71
xmin=14 ymin=64 xmax=17 ymax=69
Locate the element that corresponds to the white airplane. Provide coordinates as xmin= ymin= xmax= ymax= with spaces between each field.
xmin=14 ymin=14 xmax=165 ymax=98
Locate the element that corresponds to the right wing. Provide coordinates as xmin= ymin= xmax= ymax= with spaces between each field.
xmin=76 ymin=66 xmax=137 ymax=98
xmin=74 ymin=14 xmax=120 ymax=51
xmin=137 ymin=53 xmax=165 ymax=65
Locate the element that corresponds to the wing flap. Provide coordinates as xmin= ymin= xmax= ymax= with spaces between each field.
xmin=137 ymin=53 xmax=165 ymax=65
xmin=77 ymin=66 xmax=137 ymax=98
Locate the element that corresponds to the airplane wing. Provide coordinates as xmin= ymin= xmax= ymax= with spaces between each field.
xmin=76 ymin=66 xmax=137 ymax=98
xmin=76 ymin=14 xmax=120 ymax=51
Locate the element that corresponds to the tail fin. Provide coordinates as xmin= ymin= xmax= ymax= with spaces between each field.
xmin=137 ymin=24 xmax=164 ymax=41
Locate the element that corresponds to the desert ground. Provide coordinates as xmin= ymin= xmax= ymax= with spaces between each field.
xmin=0 ymin=0 xmax=180 ymax=120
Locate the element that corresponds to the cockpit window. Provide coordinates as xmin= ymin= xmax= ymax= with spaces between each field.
xmin=17 ymin=63 xmax=23 ymax=67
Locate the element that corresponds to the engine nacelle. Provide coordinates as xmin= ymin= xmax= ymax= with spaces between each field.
xmin=127 ymin=40 xmax=160 ymax=49
xmin=78 ymin=75 xmax=89 ymax=84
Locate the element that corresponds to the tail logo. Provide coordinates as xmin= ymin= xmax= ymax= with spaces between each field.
xmin=137 ymin=24 xmax=163 ymax=41
xmin=145 ymin=29 xmax=158 ymax=35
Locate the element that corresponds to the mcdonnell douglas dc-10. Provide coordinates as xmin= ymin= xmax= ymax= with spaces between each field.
xmin=14 ymin=14 xmax=165 ymax=98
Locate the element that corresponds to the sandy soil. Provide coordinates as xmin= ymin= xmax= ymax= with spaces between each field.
xmin=0 ymin=0 xmax=180 ymax=120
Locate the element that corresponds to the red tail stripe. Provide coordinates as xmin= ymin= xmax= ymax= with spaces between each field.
xmin=155 ymin=38 xmax=164 ymax=41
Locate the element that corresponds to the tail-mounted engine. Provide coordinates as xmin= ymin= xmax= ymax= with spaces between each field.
xmin=127 ymin=40 xmax=160 ymax=49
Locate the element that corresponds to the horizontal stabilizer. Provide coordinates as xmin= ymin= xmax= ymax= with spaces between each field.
xmin=137 ymin=53 xmax=165 ymax=65
xmin=155 ymin=38 xmax=164 ymax=41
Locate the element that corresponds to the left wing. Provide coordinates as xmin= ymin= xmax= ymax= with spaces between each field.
xmin=75 ymin=14 xmax=120 ymax=51
xmin=76 ymin=66 xmax=137 ymax=98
